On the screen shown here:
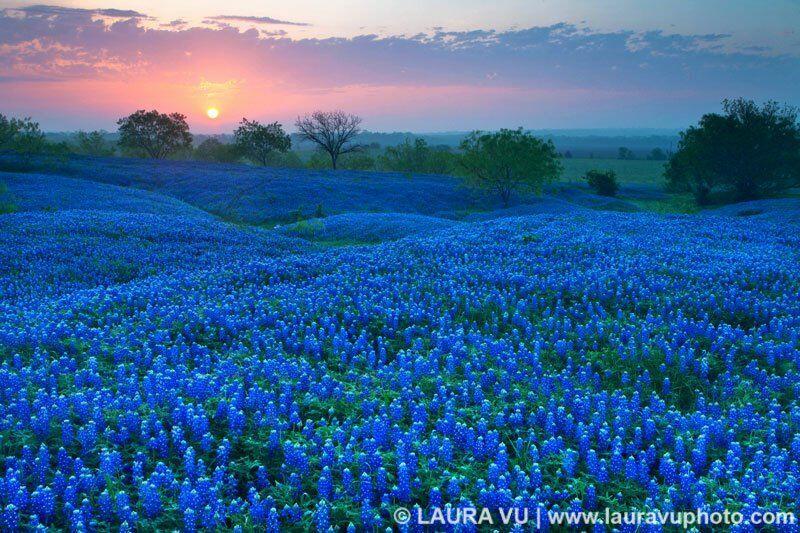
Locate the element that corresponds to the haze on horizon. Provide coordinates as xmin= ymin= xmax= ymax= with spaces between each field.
xmin=0 ymin=0 xmax=798 ymax=132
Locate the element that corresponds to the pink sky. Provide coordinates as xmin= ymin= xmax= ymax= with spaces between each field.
xmin=0 ymin=4 xmax=797 ymax=131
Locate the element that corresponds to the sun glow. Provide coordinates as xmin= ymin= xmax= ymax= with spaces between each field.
xmin=206 ymin=107 xmax=219 ymax=119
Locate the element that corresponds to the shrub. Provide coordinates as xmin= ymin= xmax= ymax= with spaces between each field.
xmin=378 ymin=138 xmax=457 ymax=175
xmin=584 ymin=169 xmax=619 ymax=197
xmin=458 ymin=128 xmax=562 ymax=206
xmin=194 ymin=137 xmax=240 ymax=163
xmin=0 ymin=180 xmax=15 ymax=214
xmin=74 ymin=130 xmax=115 ymax=157
xmin=666 ymin=98 xmax=800 ymax=203
xmin=618 ymin=147 xmax=635 ymax=160
xmin=305 ymin=151 xmax=374 ymax=171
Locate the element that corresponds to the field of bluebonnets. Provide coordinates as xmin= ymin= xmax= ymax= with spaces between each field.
xmin=1 ymin=158 xmax=799 ymax=532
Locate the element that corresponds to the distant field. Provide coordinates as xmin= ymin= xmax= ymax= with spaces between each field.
xmin=560 ymin=157 xmax=666 ymax=184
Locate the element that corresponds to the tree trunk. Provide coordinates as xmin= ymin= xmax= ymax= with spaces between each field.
xmin=330 ymin=151 xmax=338 ymax=170
xmin=501 ymin=189 xmax=511 ymax=207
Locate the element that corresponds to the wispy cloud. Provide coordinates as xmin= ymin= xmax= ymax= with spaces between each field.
xmin=206 ymin=15 xmax=310 ymax=26
xmin=0 ymin=5 xmax=797 ymax=129
xmin=10 ymin=4 xmax=150 ymax=19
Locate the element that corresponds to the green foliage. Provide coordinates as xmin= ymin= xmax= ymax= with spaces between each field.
xmin=0 ymin=180 xmax=16 ymax=214
xmin=74 ymin=130 xmax=115 ymax=157
xmin=339 ymin=152 xmax=375 ymax=171
xmin=377 ymin=137 xmax=457 ymax=175
xmin=306 ymin=151 xmax=333 ymax=170
xmin=264 ymin=150 xmax=304 ymax=169
xmin=560 ymin=158 xmax=666 ymax=184
xmin=617 ymin=146 xmax=635 ymax=160
xmin=233 ymin=119 xmax=291 ymax=166
xmin=116 ymin=109 xmax=193 ymax=159
xmin=666 ymin=98 xmax=800 ymax=203
xmin=0 ymin=113 xmax=46 ymax=157
xmin=458 ymin=128 xmax=562 ymax=206
xmin=646 ymin=147 xmax=668 ymax=161
xmin=193 ymin=137 xmax=240 ymax=163
xmin=584 ymin=169 xmax=619 ymax=197
xmin=306 ymin=151 xmax=375 ymax=171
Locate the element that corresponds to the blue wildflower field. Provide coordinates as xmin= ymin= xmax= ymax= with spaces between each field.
xmin=1 ymin=164 xmax=799 ymax=532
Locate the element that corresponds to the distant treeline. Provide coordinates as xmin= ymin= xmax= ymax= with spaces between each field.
xmin=43 ymin=130 xmax=679 ymax=160
xmin=5 ymin=98 xmax=798 ymax=206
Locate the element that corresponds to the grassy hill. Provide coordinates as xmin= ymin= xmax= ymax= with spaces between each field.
xmin=0 ymin=171 xmax=212 ymax=218
xmin=1 ymin=154 xmax=673 ymax=223
xmin=560 ymin=157 xmax=667 ymax=184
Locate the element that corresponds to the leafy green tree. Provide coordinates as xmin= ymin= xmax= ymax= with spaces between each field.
xmin=666 ymin=98 xmax=800 ymax=202
xmin=0 ymin=114 xmax=46 ymax=156
xmin=75 ymin=130 xmax=114 ymax=157
xmin=458 ymin=128 xmax=562 ymax=206
xmin=377 ymin=138 xmax=456 ymax=175
xmin=194 ymin=137 xmax=240 ymax=163
xmin=233 ymin=119 xmax=291 ymax=166
xmin=646 ymin=147 xmax=667 ymax=161
xmin=618 ymin=147 xmax=635 ymax=160
xmin=425 ymin=145 xmax=458 ymax=174
xmin=584 ymin=169 xmax=619 ymax=197
xmin=117 ymin=110 xmax=192 ymax=159
xmin=379 ymin=138 xmax=430 ymax=173
xmin=0 ymin=114 xmax=17 ymax=149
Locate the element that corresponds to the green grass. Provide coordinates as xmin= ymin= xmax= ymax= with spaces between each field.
xmin=560 ymin=158 xmax=667 ymax=185
xmin=628 ymin=194 xmax=700 ymax=214
xmin=0 ymin=181 xmax=17 ymax=214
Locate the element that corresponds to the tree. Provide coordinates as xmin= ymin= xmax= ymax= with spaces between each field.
xmin=646 ymin=147 xmax=667 ymax=161
xmin=378 ymin=138 xmax=457 ymax=175
xmin=379 ymin=138 xmax=430 ymax=174
xmin=458 ymin=128 xmax=562 ymax=206
xmin=666 ymin=98 xmax=800 ymax=202
xmin=0 ymin=114 xmax=18 ymax=150
xmin=618 ymin=147 xmax=635 ymax=160
xmin=295 ymin=111 xmax=362 ymax=170
xmin=233 ymin=119 xmax=291 ymax=166
xmin=584 ymin=169 xmax=619 ymax=197
xmin=194 ymin=137 xmax=240 ymax=163
xmin=0 ymin=114 xmax=46 ymax=156
xmin=117 ymin=110 xmax=192 ymax=159
xmin=75 ymin=130 xmax=114 ymax=157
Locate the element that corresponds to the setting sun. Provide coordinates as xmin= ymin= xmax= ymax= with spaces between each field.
xmin=206 ymin=107 xmax=219 ymax=119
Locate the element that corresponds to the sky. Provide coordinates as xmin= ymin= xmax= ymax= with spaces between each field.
xmin=0 ymin=0 xmax=798 ymax=132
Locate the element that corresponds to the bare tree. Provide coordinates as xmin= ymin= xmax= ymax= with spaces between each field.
xmin=295 ymin=111 xmax=362 ymax=170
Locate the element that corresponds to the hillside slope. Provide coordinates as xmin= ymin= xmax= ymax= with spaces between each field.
xmin=0 ymin=171 xmax=211 ymax=218
xmin=1 ymin=209 xmax=797 ymax=530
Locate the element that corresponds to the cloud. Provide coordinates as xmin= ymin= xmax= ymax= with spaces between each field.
xmin=0 ymin=5 xmax=797 ymax=129
xmin=11 ymin=4 xmax=149 ymax=19
xmin=161 ymin=19 xmax=187 ymax=28
xmin=206 ymin=15 xmax=310 ymax=26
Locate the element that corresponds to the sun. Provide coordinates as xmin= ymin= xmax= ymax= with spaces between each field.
xmin=206 ymin=107 xmax=219 ymax=119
